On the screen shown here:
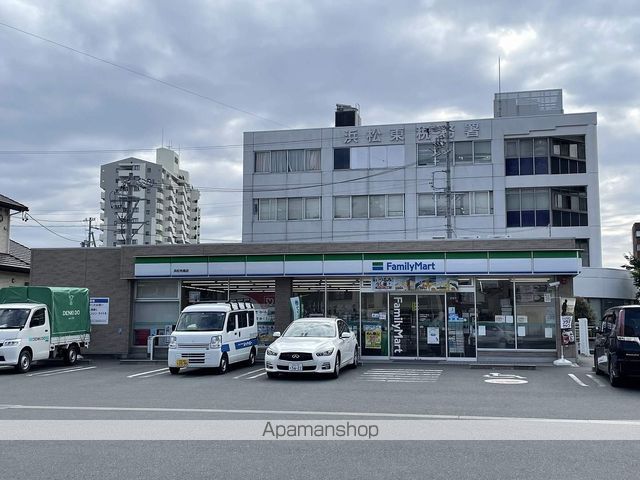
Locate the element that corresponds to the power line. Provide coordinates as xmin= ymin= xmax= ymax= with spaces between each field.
xmin=0 ymin=21 xmax=290 ymax=129
xmin=23 ymin=213 xmax=83 ymax=243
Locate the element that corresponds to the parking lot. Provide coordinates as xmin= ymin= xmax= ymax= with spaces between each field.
xmin=2 ymin=357 xmax=639 ymax=423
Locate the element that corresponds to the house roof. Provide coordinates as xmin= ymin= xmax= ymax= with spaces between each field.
xmin=0 ymin=240 xmax=31 ymax=272
xmin=0 ymin=194 xmax=28 ymax=212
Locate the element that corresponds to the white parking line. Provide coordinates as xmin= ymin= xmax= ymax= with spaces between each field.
xmin=27 ymin=366 xmax=96 ymax=377
xmin=568 ymin=373 xmax=589 ymax=387
xmin=127 ymin=368 xmax=170 ymax=378
xmin=585 ymin=373 xmax=607 ymax=387
xmin=138 ymin=370 xmax=170 ymax=379
xmin=247 ymin=371 xmax=267 ymax=379
xmin=233 ymin=368 xmax=264 ymax=379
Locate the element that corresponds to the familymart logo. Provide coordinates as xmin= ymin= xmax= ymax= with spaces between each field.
xmin=372 ymin=260 xmax=440 ymax=273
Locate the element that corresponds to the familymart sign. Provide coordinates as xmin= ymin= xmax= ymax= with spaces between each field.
xmin=134 ymin=250 xmax=581 ymax=278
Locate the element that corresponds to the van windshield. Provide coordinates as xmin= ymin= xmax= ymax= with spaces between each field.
xmin=175 ymin=312 xmax=226 ymax=332
xmin=623 ymin=310 xmax=640 ymax=336
xmin=0 ymin=309 xmax=30 ymax=329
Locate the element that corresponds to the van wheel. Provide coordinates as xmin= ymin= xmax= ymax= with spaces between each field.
xmin=609 ymin=362 xmax=622 ymax=387
xmin=15 ymin=350 xmax=32 ymax=373
xmin=169 ymin=367 xmax=180 ymax=375
xmin=247 ymin=348 xmax=256 ymax=367
xmin=64 ymin=345 xmax=79 ymax=366
xmin=217 ymin=354 xmax=229 ymax=374
xmin=331 ymin=353 xmax=341 ymax=379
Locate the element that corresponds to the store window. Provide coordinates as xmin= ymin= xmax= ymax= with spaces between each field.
xmin=476 ymin=279 xmax=515 ymax=349
xmin=326 ymin=279 xmax=361 ymax=345
xmin=361 ymin=292 xmax=388 ymax=357
xmin=514 ymin=282 xmax=556 ymax=349
xmin=133 ymin=280 xmax=180 ymax=346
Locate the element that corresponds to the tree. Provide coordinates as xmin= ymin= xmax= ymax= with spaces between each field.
xmin=622 ymin=254 xmax=640 ymax=300
xmin=574 ymin=297 xmax=597 ymax=325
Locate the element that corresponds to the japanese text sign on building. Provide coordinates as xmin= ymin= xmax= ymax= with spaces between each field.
xmin=90 ymin=297 xmax=109 ymax=325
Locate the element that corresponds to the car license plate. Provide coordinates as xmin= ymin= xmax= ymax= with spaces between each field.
xmin=288 ymin=363 xmax=303 ymax=372
xmin=176 ymin=359 xmax=188 ymax=368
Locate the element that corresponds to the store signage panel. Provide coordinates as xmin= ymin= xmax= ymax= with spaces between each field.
xmin=246 ymin=260 xmax=284 ymax=276
xmin=488 ymin=258 xmax=532 ymax=273
xmin=170 ymin=262 xmax=207 ymax=277
xmin=363 ymin=259 xmax=445 ymax=275
xmin=323 ymin=260 xmax=363 ymax=275
xmin=445 ymin=258 xmax=488 ymax=273
xmin=533 ymin=256 xmax=581 ymax=273
xmin=284 ymin=261 xmax=324 ymax=275
xmin=134 ymin=262 xmax=171 ymax=277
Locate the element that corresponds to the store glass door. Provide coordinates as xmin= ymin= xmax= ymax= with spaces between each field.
xmin=417 ymin=295 xmax=446 ymax=357
xmin=389 ymin=294 xmax=417 ymax=358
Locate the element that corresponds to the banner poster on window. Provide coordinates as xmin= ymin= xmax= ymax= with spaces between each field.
xmin=560 ymin=297 xmax=576 ymax=316
xmin=364 ymin=324 xmax=382 ymax=349
xmin=560 ymin=315 xmax=573 ymax=330
xmin=290 ymin=297 xmax=302 ymax=320
xmin=427 ymin=326 xmax=440 ymax=345
xmin=562 ymin=329 xmax=575 ymax=346
xmin=372 ymin=277 xmax=414 ymax=291
xmin=415 ymin=276 xmax=458 ymax=292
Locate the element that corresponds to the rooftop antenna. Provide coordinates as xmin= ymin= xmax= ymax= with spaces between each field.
xmin=161 ymin=128 xmax=164 ymax=148
xmin=498 ymin=57 xmax=501 ymax=94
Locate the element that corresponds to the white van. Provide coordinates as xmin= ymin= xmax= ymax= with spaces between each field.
xmin=168 ymin=300 xmax=257 ymax=375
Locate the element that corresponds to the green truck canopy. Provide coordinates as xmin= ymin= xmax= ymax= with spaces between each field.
xmin=0 ymin=286 xmax=91 ymax=337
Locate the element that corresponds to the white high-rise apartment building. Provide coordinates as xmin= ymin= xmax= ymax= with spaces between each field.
xmin=100 ymin=147 xmax=201 ymax=246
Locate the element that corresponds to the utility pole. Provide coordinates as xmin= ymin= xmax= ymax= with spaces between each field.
xmin=125 ymin=172 xmax=134 ymax=245
xmin=83 ymin=217 xmax=97 ymax=247
xmin=110 ymin=172 xmax=154 ymax=245
xmin=444 ymin=121 xmax=453 ymax=239
xmin=429 ymin=122 xmax=454 ymax=239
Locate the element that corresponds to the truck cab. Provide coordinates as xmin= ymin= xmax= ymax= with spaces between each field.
xmin=0 ymin=303 xmax=53 ymax=372
xmin=168 ymin=300 xmax=257 ymax=375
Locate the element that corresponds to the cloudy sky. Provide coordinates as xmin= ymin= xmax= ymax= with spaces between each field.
xmin=0 ymin=0 xmax=638 ymax=267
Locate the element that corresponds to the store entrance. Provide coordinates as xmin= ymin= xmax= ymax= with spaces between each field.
xmin=389 ymin=293 xmax=476 ymax=359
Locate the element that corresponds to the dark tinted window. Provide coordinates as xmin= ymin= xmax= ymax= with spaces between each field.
xmin=247 ymin=311 xmax=255 ymax=327
xmin=334 ymin=148 xmax=350 ymax=169
xmin=30 ymin=309 xmax=46 ymax=327
xmin=623 ymin=309 xmax=640 ymax=336
xmin=227 ymin=314 xmax=237 ymax=332
xmin=237 ymin=312 xmax=248 ymax=329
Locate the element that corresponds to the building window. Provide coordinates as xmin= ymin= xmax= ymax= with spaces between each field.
xmin=333 ymin=194 xmax=405 ymax=218
xmin=418 ymin=140 xmax=490 ymax=166
xmin=253 ymin=197 xmax=321 ymax=221
xmin=551 ymin=187 xmax=588 ymax=227
xmin=505 ymin=136 xmax=586 ymax=176
xmin=506 ymin=188 xmax=551 ymax=227
xmin=333 ymin=145 xmax=405 ymax=170
xmin=506 ymin=187 xmax=587 ymax=228
xmin=576 ymin=239 xmax=590 ymax=267
xmin=418 ymin=192 xmax=493 ymax=216
xmin=255 ymin=149 xmax=321 ymax=173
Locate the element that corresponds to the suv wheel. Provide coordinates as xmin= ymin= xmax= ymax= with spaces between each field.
xmin=608 ymin=361 xmax=622 ymax=387
xmin=594 ymin=353 xmax=603 ymax=375
xmin=218 ymin=354 xmax=229 ymax=375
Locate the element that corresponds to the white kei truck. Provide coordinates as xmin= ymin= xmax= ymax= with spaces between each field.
xmin=0 ymin=286 xmax=91 ymax=373
xmin=168 ymin=300 xmax=257 ymax=375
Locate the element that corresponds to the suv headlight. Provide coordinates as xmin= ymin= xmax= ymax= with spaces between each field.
xmin=265 ymin=347 xmax=278 ymax=356
xmin=210 ymin=335 xmax=222 ymax=349
xmin=168 ymin=336 xmax=177 ymax=349
xmin=3 ymin=339 xmax=21 ymax=347
xmin=315 ymin=347 xmax=334 ymax=356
